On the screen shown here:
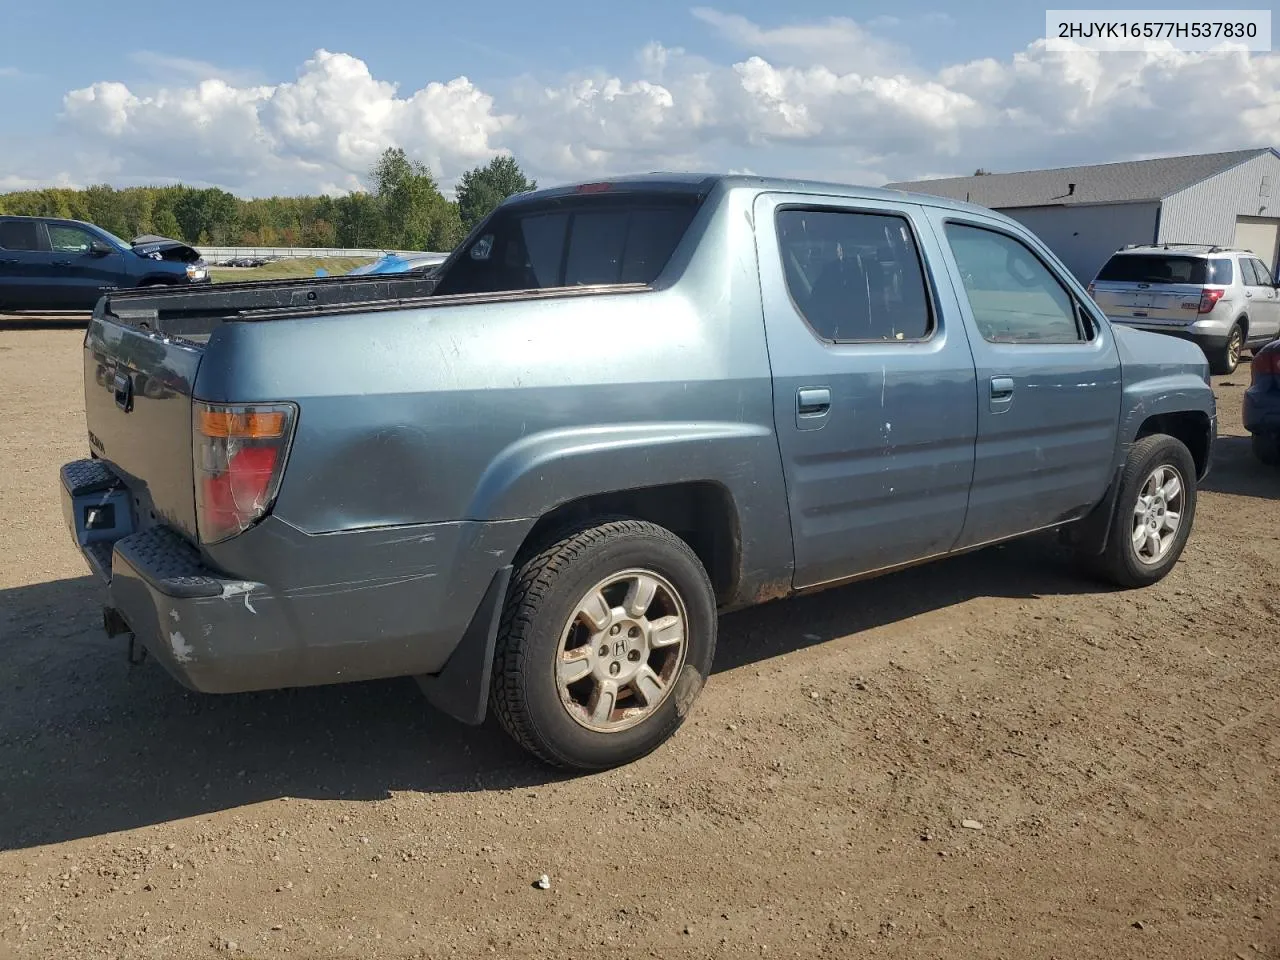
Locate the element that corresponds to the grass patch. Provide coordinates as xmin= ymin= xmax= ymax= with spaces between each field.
xmin=208 ymin=257 xmax=375 ymax=283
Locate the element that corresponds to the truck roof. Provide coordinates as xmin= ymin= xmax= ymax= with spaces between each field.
xmin=502 ymin=171 xmax=1015 ymax=223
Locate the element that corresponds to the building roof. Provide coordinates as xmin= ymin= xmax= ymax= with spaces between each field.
xmin=884 ymin=148 xmax=1278 ymax=209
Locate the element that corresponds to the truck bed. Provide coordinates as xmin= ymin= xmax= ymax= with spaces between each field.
xmin=101 ymin=273 xmax=443 ymax=340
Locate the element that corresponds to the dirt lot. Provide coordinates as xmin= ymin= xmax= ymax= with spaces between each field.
xmin=1 ymin=318 xmax=1278 ymax=960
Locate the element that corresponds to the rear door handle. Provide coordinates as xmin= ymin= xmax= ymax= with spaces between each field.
xmin=795 ymin=386 xmax=831 ymax=430
xmin=52 ymin=259 xmax=72 ymax=267
xmin=797 ymin=387 xmax=831 ymax=416
xmin=1246 ymin=290 xmax=1254 ymax=298
xmin=990 ymin=376 xmax=1015 ymax=413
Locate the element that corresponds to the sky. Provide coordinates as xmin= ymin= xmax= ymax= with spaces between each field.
xmin=0 ymin=0 xmax=1277 ymax=197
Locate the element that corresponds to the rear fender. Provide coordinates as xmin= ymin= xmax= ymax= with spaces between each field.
xmin=464 ymin=421 xmax=794 ymax=608
xmin=465 ymin=421 xmax=774 ymax=521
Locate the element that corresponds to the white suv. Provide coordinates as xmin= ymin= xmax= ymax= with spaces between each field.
xmin=1089 ymin=244 xmax=1280 ymax=374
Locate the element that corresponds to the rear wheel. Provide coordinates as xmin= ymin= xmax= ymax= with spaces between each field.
xmin=1252 ymin=432 xmax=1280 ymax=466
xmin=1089 ymin=434 xmax=1197 ymax=588
xmin=1209 ymin=323 xmax=1244 ymax=375
xmin=490 ymin=519 xmax=717 ymax=770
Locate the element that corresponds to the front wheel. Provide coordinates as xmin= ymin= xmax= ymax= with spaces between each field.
xmin=490 ymin=520 xmax=717 ymax=770
xmin=1089 ymin=434 xmax=1198 ymax=588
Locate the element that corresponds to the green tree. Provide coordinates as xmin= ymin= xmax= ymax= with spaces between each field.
xmin=367 ymin=146 xmax=459 ymax=251
xmin=456 ymin=155 xmax=536 ymax=232
xmin=0 ymin=163 xmax=494 ymax=252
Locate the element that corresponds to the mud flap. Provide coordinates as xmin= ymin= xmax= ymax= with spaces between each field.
xmin=414 ymin=565 xmax=512 ymax=726
xmin=1059 ymin=466 xmax=1123 ymax=556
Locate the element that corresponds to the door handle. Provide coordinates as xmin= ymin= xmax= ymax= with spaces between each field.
xmin=52 ymin=259 xmax=72 ymax=267
xmin=989 ymin=376 xmax=1014 ymax=413
xmin=797 ymin=387 xmax=831 ymax=417
xmin=1245 ymin=290 xmax=1254 ymax=298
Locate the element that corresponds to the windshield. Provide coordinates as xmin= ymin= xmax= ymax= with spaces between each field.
xmin=433 ymin=191 xmax=703 ymax=297
xmin=98 ymin=228 xmax=133 ymax=252
xmin=1096 ymin=254 xmax=1232 ymax=285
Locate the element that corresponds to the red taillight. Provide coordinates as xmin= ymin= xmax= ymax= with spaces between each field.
xmin=1198 ymin=288 xmax=1225 ymax=313
xmin=193 ymin=401 xmax=297 ymax=543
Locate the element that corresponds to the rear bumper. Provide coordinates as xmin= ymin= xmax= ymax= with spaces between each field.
xmin=61 ymin=459 xmax=527 ymax=711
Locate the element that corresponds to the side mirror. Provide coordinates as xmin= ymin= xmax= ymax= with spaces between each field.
xmin=89 ymin=240 xmax=113 ymax=256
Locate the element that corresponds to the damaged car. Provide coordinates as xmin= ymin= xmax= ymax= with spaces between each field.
xmin=0 ymin=216 xmax=209 ymax=313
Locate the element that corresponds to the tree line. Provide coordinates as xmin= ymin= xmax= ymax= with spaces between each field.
xmin=0 ymin=150 xmax=536 ymax=251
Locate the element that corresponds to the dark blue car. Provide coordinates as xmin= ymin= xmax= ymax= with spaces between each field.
xmin=1244 ymin=340 xmax=1280 ymax=464
xmin=0 ymin=216 xmax=209 ymax=312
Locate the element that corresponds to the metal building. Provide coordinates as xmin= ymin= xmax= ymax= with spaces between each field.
xmin=887 ymin=148 xmax=1280 ymax=284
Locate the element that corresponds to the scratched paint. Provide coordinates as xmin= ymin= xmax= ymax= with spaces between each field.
xmin=169 ymin=631 xmax=195 ymax=663
xmin=219 ymin=582 xmax=258 ymax=614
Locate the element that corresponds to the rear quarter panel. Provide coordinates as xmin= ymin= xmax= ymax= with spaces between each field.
xmin=193 ymin=184 xmax=794 ymax=607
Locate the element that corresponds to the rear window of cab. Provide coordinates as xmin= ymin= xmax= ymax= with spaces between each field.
xmin=1096 ymin=254 xmax=1233 ymax=285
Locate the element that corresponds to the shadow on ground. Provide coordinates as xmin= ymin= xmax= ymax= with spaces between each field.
xmin=1202 ymin=435 xmax=1279 ymax=501
xmin=0 ymin=537 xmax=1102 ymax=850
xmin=0 ymin=312 xmax=91 ymax=331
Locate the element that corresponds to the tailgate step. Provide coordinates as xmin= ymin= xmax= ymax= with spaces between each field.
xmin=62 ymin=457 xmax=122 ymax=496
xmin=114 ymin=527 xmax=225 ymax=599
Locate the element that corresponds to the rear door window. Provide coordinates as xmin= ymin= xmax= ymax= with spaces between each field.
xmin=434 ymin=192 xmax=702 ymax=296
xmin=1096 ymin=254 xmax=1209 ymax=285
xmin=775 ymin=208 xmax=933 ymax=342
xmin=0 ymin=220 xmax=43 ymax=251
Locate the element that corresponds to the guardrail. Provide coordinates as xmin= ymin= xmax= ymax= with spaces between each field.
xmin=196 ymin=246 xmax=449 ymax=261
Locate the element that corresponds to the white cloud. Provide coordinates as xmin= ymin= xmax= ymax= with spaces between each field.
xmin=868 ymin=13 xmax=954 ymax=29
xmin=128 ymin=51 xmax=264 ymax=87
xmin=0 ymin=11 xmax=1272 ymax=197
xmin=0 ymin=66 xmax=22 ymax=78
xmin=691 ymin=7 xmax=910 ymax=74
xmin=58 ymin=49 xmax=508 ymax=196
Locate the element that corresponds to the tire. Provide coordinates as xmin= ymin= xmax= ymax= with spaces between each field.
xmin=1208 ymin=323 xmax=1244 ymax=375
xmin=1252 ymin=432 xmax=1280 ymax=466
xmin=1089 ymin=434 xmax=1198 ymax=588
xmin=490 ymin=519 xmax=717 ymax=770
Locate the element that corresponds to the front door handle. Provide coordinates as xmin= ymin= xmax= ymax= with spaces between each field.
xmin=52 ymin=259 xmax=72 ymax=267
xmin=990 ymin=376 xmax=1014 ymax=413
xmin=797 ymin=387 xmax=831 ymax=417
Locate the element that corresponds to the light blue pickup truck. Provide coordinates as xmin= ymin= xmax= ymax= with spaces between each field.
xmin=61 ymin=174 xmax=1216 ymax=770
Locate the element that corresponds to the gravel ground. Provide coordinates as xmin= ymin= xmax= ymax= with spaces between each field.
xmin=1 ymin=319 xmax=1278 ymax=959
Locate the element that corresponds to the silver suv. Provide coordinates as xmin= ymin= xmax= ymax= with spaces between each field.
xmin=1089 ymin=244 xmax=1280 ymax=374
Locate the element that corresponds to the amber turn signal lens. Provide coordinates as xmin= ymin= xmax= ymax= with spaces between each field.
xmin=197 ymin=409 xmax=287 ymax=439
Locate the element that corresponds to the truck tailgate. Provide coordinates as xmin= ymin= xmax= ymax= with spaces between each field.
xmin=84 ymin=308 xmax=203 ymax=540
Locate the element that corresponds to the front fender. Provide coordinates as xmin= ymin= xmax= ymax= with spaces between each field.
xmin=1120 ymin=372 xmax=1216 ymax=448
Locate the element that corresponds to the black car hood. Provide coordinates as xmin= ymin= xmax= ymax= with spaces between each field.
xmin=131 ymin=235 xmax=202 ymax=264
